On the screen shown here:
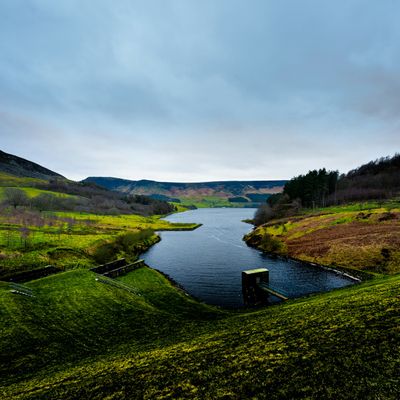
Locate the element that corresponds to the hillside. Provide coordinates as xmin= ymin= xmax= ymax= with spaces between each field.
xmin=0 ymin=150 xmax=64 ymax=180
xmin=245 ymin=201 xmax=400 ymax=275
xmin=0 ymin=150 xmax=176 ymax=216
xmin=334 ymin=153 xmax=400 ymax=202
xmin=0 ymin=152 xmax=190 ymax=279
xmin=247 ymin=154 xmax=400 ymax=275
xmin=83 ymin=177 xmax=287 ymax=207
xmin=1 ymin=266 xmax=399 ymax=399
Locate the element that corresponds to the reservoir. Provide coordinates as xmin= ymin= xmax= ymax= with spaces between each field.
xmin=142 ymin=208 xmax=354 ymax=308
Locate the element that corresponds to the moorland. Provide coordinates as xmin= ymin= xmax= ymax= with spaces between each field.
xmin=1 ymin=150 xmax=399 ymax=399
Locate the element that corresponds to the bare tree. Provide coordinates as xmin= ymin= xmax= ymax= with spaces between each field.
xmin=254 ymin=204 xmax=275 ymax=226
xmin=3 ymin=188 xmax=29 ymax=209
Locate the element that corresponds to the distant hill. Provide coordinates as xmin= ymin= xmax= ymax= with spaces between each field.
xmin=0 ymin=150 xmax=64 ymax=180
xmin=82 ymin=177 xmax=287 ymax=204
xmin=0 ymin=150 xmax=174 ymax=216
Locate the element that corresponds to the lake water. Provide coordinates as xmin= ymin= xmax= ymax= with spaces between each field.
xmin=142 ymin=208 xmax=354 ymax=308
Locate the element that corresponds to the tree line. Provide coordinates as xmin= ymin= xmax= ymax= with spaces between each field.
xmin=254 ymin=154 xmax=400 ymax=225
xmin=1 ymin=186 xmax=175 ymax=216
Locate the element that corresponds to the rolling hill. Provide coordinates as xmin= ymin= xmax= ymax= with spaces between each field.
xmin=1 ymin=266 xmax=399 ymax=399
xmin=0 ymin=150 xmax=176 ymax=216
xmin=83 ymin=177 xmax=287 ymax=205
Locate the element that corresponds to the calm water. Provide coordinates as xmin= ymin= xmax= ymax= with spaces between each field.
xmin=142 ymin=208 xmax=354 ymax=308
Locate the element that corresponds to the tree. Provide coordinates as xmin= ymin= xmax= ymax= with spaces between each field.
xmin=3 ymin=188 xmax=29 ymax=209
xmin=283 ymin=169 xmax=338 ymax=208
xmin=31 ymin=193 xmax=56 ymax=212
xmin=253 ymin=204 xmax=275 ymax=226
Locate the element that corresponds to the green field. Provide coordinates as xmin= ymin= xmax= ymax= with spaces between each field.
xmin=0 ymin=186 xmax=76 ymax=200
xmin=0 ymin=210 xmax=200 ymax=278
xmin=178 ymin=196 xmax=259 ymax=208
xmin=0 ymin=172 xmax=47 ymax=187
xmin=1 ymin=267 xmax=399 ymax=399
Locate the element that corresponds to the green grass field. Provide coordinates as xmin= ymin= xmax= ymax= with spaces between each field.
xmin=0 ymin=210 xmax=200 ymax=278
xmin=0 ymin=186 xmax=76 ymax=200
xmin=0 ymin=267 xmax=399 ymax=399
xmin=0 ymin=172 xmax=47 ymax=187
xmin=177 ymin=196 xmax=259 ymax=208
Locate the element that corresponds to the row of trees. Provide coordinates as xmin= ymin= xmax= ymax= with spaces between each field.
xmin=283 ymin=168 xmax=338 ymax=208
xmin=253 ymin=154 xmax=400 ymax=226
xmin=1 ymin=188 xmax=175 ymax=216
xmin=254 ymin=168 xmax=338 ymax=225
xmin=332 ymin=154 xmax=400 ymax=203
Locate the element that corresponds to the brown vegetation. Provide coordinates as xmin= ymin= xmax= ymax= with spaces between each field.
xmin=246 ymin=208 xmax=400 ymax=274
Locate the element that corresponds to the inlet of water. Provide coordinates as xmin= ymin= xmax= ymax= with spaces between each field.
xmin=142 ymin=208 xmax=354 ymax=308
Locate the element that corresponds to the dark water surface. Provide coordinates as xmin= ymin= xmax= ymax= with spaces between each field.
xmin=142 ymin=208 xmax=354 ymax=308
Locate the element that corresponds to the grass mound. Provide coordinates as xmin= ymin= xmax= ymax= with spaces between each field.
xmin=1 ymin=267 xmax=399 ymax=399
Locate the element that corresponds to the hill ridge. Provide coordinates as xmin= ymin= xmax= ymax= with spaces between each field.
xmin=83 ymin=176 xmax=287 ymax=202
xmin=0 ymin=149 xmax=64 ymax=180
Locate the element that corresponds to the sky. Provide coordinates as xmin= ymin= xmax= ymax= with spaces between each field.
xmin=1 ymin=0 xmax=399 ymax=182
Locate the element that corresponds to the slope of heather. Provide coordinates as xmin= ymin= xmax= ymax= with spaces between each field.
xmin=245 ymin=201 xmax=400 ymax=274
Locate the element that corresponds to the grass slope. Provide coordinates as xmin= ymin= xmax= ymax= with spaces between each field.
xmin=0 ymin=186 xmax=75 ymax=200
xmin=0 ymin=172 xmax=47 ymax=187
xmin=1 ymin=267 xmax=399 ymax=399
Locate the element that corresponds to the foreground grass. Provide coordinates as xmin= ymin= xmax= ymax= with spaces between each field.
xmin=0 ymin=267 xmax=399 ymax=399
xmin=246 ymin=201 xmax=400 ymax=274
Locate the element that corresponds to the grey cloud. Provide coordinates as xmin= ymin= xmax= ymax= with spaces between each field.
xmin=0 ymin=0 xmax=399 ymax=181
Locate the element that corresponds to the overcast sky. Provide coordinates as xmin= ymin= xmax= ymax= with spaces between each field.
xmin=1 ymin=0 xmax=399 ymax=181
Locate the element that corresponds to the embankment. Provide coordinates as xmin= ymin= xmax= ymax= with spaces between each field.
xmin=244 ymin=205 xmax=400 ymax=275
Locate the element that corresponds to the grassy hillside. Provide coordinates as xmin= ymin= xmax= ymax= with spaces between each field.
xmin=0 ymin=209 xmax=200 ymax=279
xmin=245 ymin=201 xmax=400 ymax=274
xmin=0 ymin=172 xmax=47 ymax=187
xmin=0 ymin=186 xmax=75 ymax=200
xmin=0 ymin=151 xmax=177 ymax=216
xmin=1 ymin=267 xmax=399 ymax=399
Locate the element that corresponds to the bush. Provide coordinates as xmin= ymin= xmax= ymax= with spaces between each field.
xmin=93 ymin=243 xmax=119 ymax=264
xmin=260 ymin=234 xmax=285 ymax=253
xmin=93 ymin=229 xmax=155 ymax=264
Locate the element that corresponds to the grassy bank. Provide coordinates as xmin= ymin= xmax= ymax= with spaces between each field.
xmin=1 ymin=266 xmax=399 ymax=399
xmin=245 ymin=201 xmax=400 ymax=274
xmin=175 ymin=196 xmax=261 ymax=208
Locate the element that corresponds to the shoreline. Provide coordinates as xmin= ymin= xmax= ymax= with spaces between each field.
xmin=269 ymin=253 xmax=363 ymax=282
xmin=156 ymin=223 xmax=202 ymax=231
xmin=244 ymin=238 xmax=374 ymax=283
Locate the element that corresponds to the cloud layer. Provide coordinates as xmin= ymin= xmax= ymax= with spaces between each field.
xmin=1 ymin=0 xmax=399 ymax=181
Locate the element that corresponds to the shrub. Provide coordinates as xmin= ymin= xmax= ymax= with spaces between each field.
xmin=260 ymin=234 xmax=285 ymax=253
